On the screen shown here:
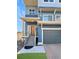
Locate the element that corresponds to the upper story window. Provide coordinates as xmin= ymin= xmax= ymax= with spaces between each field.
xmin=44 ymin=0 xmax=48 ymax=2
xmin=44 ymin=0 xmax=54 ymax=2
xmin=43 ymin=15 xmax=53 ymax=21
xmin=55 ymin=14 xmax=61 ymax=21
xmin=29 ymin=9 xmax=35 ymax=15
xmin=59 ymin=0 xmax=61 ymax=3
xmin=50 ymin=0 xmax=54 ymax=2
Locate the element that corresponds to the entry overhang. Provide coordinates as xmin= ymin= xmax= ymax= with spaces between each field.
xmin=21 ymin=17 xmax=40 ymax=22
xmin=37 ymin=21 xmax=61 ymax=25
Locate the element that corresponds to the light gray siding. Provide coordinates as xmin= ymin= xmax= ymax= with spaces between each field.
xmin=38 ymin=0 xmax=61 ymax=8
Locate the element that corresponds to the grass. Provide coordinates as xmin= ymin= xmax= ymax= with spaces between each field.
xmin=17 ymin=53 xmax=47 ymax=59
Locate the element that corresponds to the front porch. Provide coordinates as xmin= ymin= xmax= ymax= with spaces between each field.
xmin=18 ymin=46 xmax=45 ymax=54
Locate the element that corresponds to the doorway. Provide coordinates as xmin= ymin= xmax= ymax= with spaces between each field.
xmin=27 ymin=25 xmax=36 ymax=46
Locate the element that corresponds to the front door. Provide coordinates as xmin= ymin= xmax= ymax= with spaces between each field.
xmin=31 ymin=25 xmax=36 ymax=36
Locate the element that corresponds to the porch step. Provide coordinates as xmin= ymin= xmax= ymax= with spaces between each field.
xmin=25 ymin=36 xmax=35 ymax=46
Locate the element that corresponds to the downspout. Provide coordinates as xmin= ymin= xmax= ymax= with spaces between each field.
xmin=54 ymin=9 xmax=56 ymax=21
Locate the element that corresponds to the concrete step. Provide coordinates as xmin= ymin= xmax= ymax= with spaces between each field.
xmin=25 ymin=36 xmax=35 ymax=46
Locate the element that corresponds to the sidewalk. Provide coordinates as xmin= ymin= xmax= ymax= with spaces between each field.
xmin=18 ymin=46 xmax=45 ymax=54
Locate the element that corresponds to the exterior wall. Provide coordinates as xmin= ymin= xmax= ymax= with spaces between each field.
xmin=25 ymin=7 xmax=38 ymax=15
xmin=25 ymin=22 xmax=27 ymax=36
xmin=39 ymin=12 xmax=61 ymax=21
xmin=37 ymin=25 xmax=61 ymax=43
xmin=38 ymin=0 xmax=61 ymax=8
xmin=24 ymin=0 xmax=38 ymax=7
xmin=37 ymin=26 xmax=42 ymax=42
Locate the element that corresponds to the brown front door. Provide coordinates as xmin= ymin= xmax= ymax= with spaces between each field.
xmin=31 ymin=25 xmax=36 ymax=36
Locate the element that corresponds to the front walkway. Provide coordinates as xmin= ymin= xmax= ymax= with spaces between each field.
xmin=18 ymin=46 xmax=45 ymax=54
xmin=44 ymin=44 xmax=61 ymax=59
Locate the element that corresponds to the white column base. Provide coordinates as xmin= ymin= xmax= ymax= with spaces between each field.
xmin=38 ymin=42 xmax=43 ymax=46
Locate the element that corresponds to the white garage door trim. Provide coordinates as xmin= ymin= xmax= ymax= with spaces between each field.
xmin=41 ymin=28 xmax=61 ymax=44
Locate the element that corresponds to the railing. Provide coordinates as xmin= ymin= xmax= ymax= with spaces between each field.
xmin=23 ymin=32 xmax=31 ymax=46
xmin=25 ymin=14 xmax=38 ymax=17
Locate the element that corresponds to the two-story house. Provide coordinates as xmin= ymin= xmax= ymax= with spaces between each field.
xmin=21 ymin=0 xmax=61 ymax=46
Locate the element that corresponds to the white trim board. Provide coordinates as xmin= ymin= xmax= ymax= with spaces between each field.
xmin=42 ymin=28 xmax=61 ymax=30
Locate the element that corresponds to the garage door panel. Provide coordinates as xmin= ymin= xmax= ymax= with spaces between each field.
xmin=43 ymin=30 xmax=61 ymax=44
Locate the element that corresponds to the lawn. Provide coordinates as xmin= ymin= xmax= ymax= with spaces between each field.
xmin=17 ymin=53 xmax=47 ymax=59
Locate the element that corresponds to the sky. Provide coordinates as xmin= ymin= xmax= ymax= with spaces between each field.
xmin=17 ymin=0 xmax=25 ymax=32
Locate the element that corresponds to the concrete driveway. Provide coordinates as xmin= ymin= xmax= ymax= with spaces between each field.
xmin=44 ymin=44 xmax=61 ymax=59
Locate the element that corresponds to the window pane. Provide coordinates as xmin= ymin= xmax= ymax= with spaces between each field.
xmin=59 ymin=0 xmax=61 ymax=2
xmin=43 ymin=15 xmax=52 ymax=21
xmin=44 ymin=0 xmax=48 ymax=2
xmin=40 ymin=16 xmax=43 ymax=21
xmin=43 ymin=16 xmax=49 ymax=21
xmin=56 ymin=15 xmax=61 ymax=20
xmin=48 ymin=16 xmax=52 ymax=21
xmin=50 ymin=0 xmax=54 ymax=2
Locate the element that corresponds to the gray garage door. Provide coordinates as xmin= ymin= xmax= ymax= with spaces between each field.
xmin=43 ymin=30 xmax=61 ymax=44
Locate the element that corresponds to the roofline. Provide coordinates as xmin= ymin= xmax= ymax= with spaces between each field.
xmin=25 ymin=6 xmax=61 ymax=8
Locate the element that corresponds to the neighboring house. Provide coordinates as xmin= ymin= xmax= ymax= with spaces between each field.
xmin=17 ymin=32 xmax=24 ymax=51
xmin=21 ymin=0 xmax=61 ymax=46
xmin=17 ymin=32 xmax=23 ymax=40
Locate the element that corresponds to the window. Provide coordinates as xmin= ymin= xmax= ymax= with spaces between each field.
xmin=29 ymin=9 xmax=32 ymax=15
xmin=50 ymin=0 xmax=54 ymax=2
xmin=29 ymin=9 xmax=35 ymax=15
xmin=43 ymin=15 xmax=52 ymax=21
xmin=44 ymin=0 xmax=48 ymax=2
xmin=48 ymin=16 xmax=52 ymax=21
xmin=32 ymin=10 xmax=35 ymax=14
xmin=40 ymin=16 xmax=43 ymax=21
xmin=44 ymin=0 xmax=54 ymax=2
xmin=43 ymin=16 xmax=49 ymax=21
xmin=55 ymin=14 xmax=61 ymax=21
xmin=59 ymin=0 xmax=61 ymax=3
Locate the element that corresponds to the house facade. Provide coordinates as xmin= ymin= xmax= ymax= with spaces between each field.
xmin=22 ymin=0 xmax=61 ymax=46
